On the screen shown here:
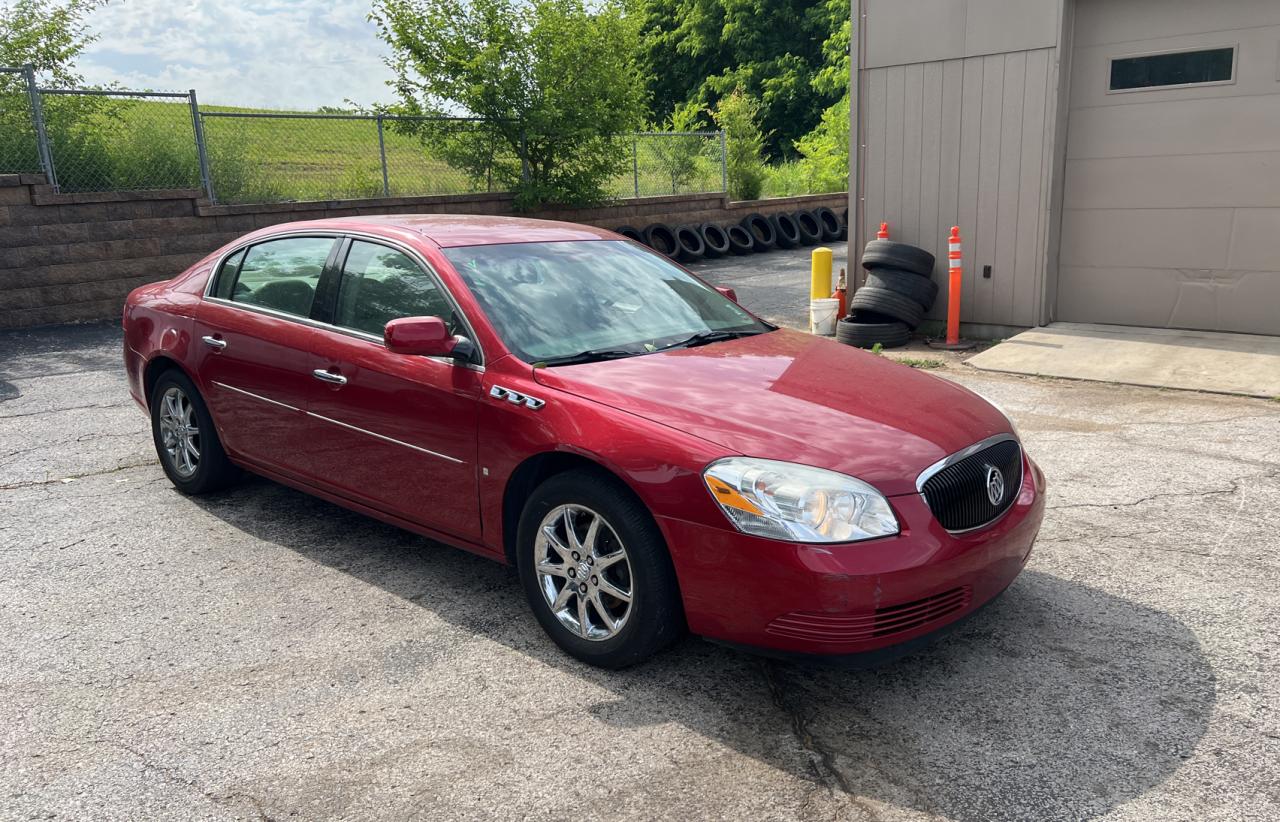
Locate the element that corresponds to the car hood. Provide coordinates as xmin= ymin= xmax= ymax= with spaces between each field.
xmin=531 ymin=328 xmax=1012 ymax=497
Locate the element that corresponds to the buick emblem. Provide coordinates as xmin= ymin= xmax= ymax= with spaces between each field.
xmin=984 ymin=464 xmax=1004 ymax=506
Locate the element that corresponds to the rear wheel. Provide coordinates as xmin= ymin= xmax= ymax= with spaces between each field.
xmin=517 ymin=470 xmax=684 ymax=668
xmin=150 ymin=369 xmax=239 ymax=494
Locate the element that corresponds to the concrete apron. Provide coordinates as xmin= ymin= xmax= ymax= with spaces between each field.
xmin=967 ymin=322 xmax=1280 ymax=399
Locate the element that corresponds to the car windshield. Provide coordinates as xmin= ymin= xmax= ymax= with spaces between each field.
xmin=444 ymin=240 xmax=771 ymax=364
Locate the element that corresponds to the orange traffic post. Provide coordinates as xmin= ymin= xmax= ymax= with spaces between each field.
xmin=946 ymin=226 xmax=962 ymax=345
xmin=877 ymin=222 xmax=889 ymax=240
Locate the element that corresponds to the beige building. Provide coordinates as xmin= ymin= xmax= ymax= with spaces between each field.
xmin=848 ymin=0 xmax=1280 ymax=336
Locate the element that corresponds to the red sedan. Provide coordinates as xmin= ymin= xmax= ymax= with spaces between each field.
xmin=123 ymin=215 xmax=1045 ymax=668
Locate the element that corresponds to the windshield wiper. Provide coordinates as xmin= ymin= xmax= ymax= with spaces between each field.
xmin=659 ymin=328 xmax=766 ymax=351
xmin=535 ymin=348 xmax=641 ymax=367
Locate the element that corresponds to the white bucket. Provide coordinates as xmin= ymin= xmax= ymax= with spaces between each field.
xmin=810 ymin=297 xmax=839 ymax=336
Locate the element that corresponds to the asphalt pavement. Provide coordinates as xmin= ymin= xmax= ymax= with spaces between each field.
xmin=2 ymin=312 xmax=1278 ymax=821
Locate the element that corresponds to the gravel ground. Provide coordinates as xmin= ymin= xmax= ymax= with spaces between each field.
xmin=2 ymin=317 xmax=1278 ymax=822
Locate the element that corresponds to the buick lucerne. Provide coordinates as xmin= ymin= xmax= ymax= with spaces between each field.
xmin=123 ymin=215 xmax=1045 ymax=668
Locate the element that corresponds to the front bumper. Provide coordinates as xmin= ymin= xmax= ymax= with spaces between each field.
xmin=659 ymin=456 xmax=1045 ymax=659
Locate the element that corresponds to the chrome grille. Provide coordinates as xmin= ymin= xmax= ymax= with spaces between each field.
xmin=919 ymin=437 xmax=1022 ymax=532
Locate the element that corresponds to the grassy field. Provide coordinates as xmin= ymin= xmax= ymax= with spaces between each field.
xmin=5 ymin=95 xmax=837 ymax=203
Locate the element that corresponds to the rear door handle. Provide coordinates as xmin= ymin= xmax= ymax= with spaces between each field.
xmin=312 ymin=368 xmax=348 ymax=386
xmin=201 ymin=335 xmax=227 ymax=350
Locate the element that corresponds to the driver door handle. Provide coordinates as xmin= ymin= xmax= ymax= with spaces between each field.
xmin=312 ymin=368 xmax=348 ymax=386
xmin=201 ymin=335 xmax=227 ymax=350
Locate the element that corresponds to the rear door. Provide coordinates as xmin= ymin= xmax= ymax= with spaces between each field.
xmin=193 ymin=235 xmax=339 ymax=475
xmin=304 ymin=237 xmax=485 ymax=542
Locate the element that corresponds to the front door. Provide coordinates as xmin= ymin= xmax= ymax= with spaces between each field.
xmin=193 ymin=235 xmax=338 ymax=476
xmin=304 ymin=238 xmax=484 ymax=543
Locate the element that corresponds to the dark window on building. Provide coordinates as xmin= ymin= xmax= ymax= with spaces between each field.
xmin=1110 ymin=47 xmax=1234 ymax=91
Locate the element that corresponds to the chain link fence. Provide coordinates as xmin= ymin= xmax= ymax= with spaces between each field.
xmin=616 ymin=131 xmax=726 ymax=199
xmin=40 ymin=89 xmax=202 ymax=192
xmin=2 ymin=65 xmax=728 ymax=205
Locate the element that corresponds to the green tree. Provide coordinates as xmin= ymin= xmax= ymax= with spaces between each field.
xmin=371 ymin=0 xmax=648 ymax=209
xmin=1 ymin=0 xmax=108 ymax=176
xmin=712 ymin=88 xmax=765 ymax=200
xmin=632 ymin=0 xmax=845 ymax=159
xmin=0 ymin=0 xmax=103 ymax=83
xmin=791 ymin=0 xmax=849 ymax=193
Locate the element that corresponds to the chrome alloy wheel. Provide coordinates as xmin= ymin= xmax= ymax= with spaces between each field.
xmin=534 ymin=504 xmax=634 ymax=641
xmin=158 ymin=386 xmax=200 ymax=478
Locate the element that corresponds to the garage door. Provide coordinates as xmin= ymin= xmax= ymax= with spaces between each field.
xmin=1057 ymin=0 xmax=1280 ymax=335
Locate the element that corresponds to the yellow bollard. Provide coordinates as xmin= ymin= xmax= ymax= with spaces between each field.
xmin=810 ymin=246 xmax=832 ymax=300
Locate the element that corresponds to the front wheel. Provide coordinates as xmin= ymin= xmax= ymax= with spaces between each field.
xmin=517 ymin=470 xmax=685 ymax=668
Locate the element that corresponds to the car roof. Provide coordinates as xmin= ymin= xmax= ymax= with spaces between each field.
xmin=266 ymin=214 xmax=620 ymax=249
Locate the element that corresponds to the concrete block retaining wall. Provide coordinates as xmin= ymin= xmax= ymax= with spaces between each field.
xmin=0 ymin=174 xmax=845 ymax=329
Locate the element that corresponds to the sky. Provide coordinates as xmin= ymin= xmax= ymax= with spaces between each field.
xmin=76 ymin=0 xmax=400 ymax=110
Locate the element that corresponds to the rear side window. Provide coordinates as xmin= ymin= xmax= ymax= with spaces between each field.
xmin=334 ymin=240 xmax=456 ymax=336
xmin=224 ymin=237 xmax=335 ymax=318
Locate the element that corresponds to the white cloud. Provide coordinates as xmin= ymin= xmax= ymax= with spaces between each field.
xmin=75 ymin=0 xmax=399 ymax=110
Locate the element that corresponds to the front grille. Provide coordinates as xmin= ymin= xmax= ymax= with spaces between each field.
xmin=921 ymin=438 xmax=1022 ymax=531
xmin=766 ymin=586 xmax=972 ymax=643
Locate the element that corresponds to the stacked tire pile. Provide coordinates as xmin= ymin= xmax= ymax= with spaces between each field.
xmin=613 ymin=207 xmax=847 ymax=263
xmin=835 ymin=240 xmax=937 ymax=349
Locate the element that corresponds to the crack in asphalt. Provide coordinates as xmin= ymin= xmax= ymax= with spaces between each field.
xmin=104 ymin=739 xmax=278 ymax=821
xmin=0 ymin=401 xmax=131 ymax=420
xmin=0 ymin=459 xmax=157 ymax=491
xmin=1046 ymin=471 xmax=1278 ymax=512
xmin=761 ymin=661 xmax=854 ymax=796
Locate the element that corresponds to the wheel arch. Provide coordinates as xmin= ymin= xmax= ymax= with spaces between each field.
xmin=142 ymin=354 xmax=193 ymax=404
xmin=501 ymin=450 xmax=652 ymax=567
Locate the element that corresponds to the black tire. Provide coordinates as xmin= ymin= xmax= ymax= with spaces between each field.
xmin=149 ymin=369 xmax=240 ymax=494
xmin=864 ymin=267 xmax=939 ymax=310
xmin=841 ymin=207 xmax=849 ymax=240
xmin=815 ymin=207 xmax=842 ymax=242
xmin=849 ymin=286 xmax=926 ymax=328
xmin=739 ymin=213 xmax=777 ymax=251
xmin=643 ymin=223 xmax=679 ymax=259
xmin=861 ymin=240 xmax=935 ymax=277
xmin=725 ymin=224 xmax=754 ymax=255
xmin=673 ymin=224 xmax=706 ymax=262
xmin=698 ymin=223 xmax=731 ymax=258
xmin=770 ymin=212 xmax=802 ymax=249
xmin=835 ymin=317 xmax=911 ymax=349
xmin=795 ymin=211 xmax=823 ymax=245
xmin=517 ymin=470 xmax=685 ymax=669
xmin=613 ymin=225 xmax=644 ymax=243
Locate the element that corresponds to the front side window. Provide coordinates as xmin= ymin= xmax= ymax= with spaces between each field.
xmin=334 ymin=240 xmax=457 ymax=337
xmin=444 ymin=240 xmax=769 ymax=364
xmin=224 ymin=236 xmax=335 ymax=318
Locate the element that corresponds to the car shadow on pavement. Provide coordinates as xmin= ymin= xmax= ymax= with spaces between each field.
xmin=191 ymin=475 xmax=1215 ymax=822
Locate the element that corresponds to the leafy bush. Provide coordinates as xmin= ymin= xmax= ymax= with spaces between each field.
xmin=712 ymin=89 xmax=765 ymax=201
xmin=793 ymin=93 xmax=849 ymax=193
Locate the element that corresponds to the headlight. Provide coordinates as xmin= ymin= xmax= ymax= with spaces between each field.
xmin=702 ymin=458 xmax=899 ymax=543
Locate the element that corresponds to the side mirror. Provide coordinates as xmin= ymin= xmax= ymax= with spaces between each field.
xmin=384 ymin=316 xmax=458 ymax=357
xmin=715 ymin=286 xmax=739 ymax=303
